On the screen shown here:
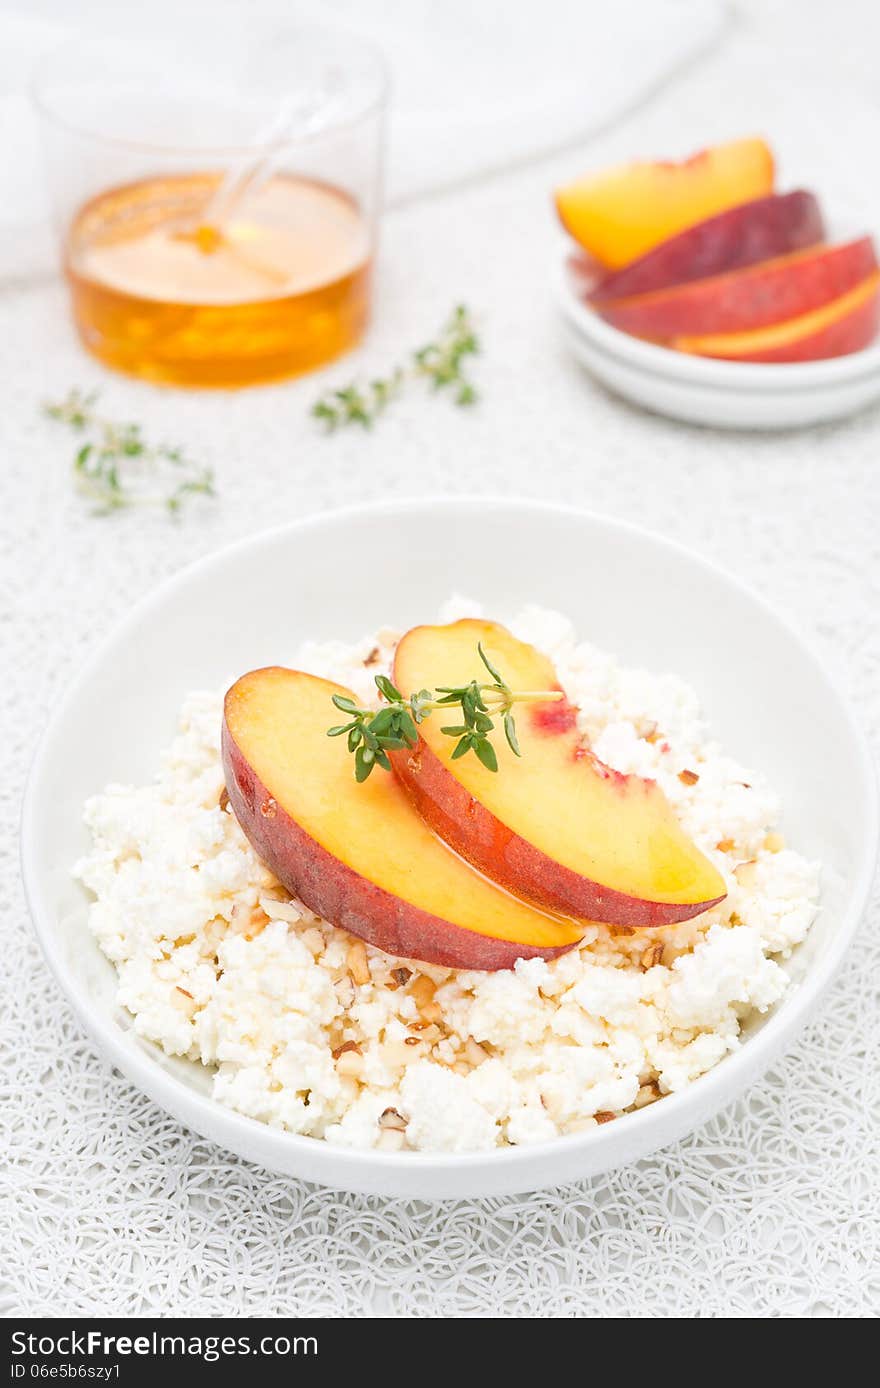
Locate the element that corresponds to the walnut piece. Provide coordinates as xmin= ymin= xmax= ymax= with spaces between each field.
xmin=347 ymin=940 xmax=371 ymax=986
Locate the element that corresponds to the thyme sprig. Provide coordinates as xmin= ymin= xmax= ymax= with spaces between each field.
xmin=44 ymin=389 xmax=216 ymax=516
xmin=311 ymin=370 xmax=405 ymax=431
xmin=327 ymin=643 xmax=562 ymax=782
xmin=312 ymin=305 xmax=480 ymax=431
xmin=413 ymin=304 xmax=479 ymax=405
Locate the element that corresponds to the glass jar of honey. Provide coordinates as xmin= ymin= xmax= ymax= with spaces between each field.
xmin=33 ymin=23 xmax=387 ymax=388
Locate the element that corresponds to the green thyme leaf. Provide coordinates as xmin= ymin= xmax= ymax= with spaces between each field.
xmin=327 ymin=644 xmax=562 ymax=781
xmin=473 ymin=739 xmax=498 ymax=773
xmin=374 ymin=674 xmax=403 ymax=703
xmin=504 ymin=712 xmax=521 ymax=757
xmin=311 ymin=307 xmax=480 ymax=432
xmin=44 ymin=389 xmax=216 ymax=517
xmin=477 ymin=641 xmax=505 ymax=687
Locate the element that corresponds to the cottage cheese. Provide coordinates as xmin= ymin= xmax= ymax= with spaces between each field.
xmin=74 ymin=600 xmax=821 ymax=1153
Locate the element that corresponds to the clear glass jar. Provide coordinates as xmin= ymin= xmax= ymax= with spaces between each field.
xmin=33 ymin=21 xmax=387 ymax=387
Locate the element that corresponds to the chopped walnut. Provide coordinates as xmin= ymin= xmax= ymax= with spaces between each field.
xmin=378 ymin=1107 xmax=408 ymax=1131
xmin=363 ymin=646 xmax=381 ymax=667
xmin=409 ymin=975 xmax=436 ymax=1010
xmin=241 ymin=907 xmax=271 ymax=940
xmin=376 ymin=1128 xmax=406 ymax=1152
xmin=258 ymin=894 xmax=303 ymax=925
xmin=640 ymin=941 xmax=665 ymax=971
xmin=346 ymin=940 xmax=371 ymax=986
xmin=464 ymin=1037 xmax=489 ymax=1067
xmin=734 ymin=859 xmax=758 ymax=889
xmin=392 ymin=1040 xmax=424 ymax=1066
xmin=416 ymin=1023 xmax=443 ymax=1045
xmin=300 ymin=926 xmax=325 ymax=956
xmin=634 ymin=1082 xmax=661 ymax=1109
xmin=335 ymin=1049 xmax=364 ymax=1078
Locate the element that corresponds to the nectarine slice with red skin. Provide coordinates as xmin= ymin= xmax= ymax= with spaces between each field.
xmin=590 ymin=191 xmax=824 ymax=303
xmin=555 ymin=137 xmax=775 ymax=270
xmin=222 ymin=667 xmax=583 ymax=971
xmin=596 ymin=237 xmax=878 ymax=339
xmin=673 ymin=269 xmax=880 ymax=361
xmin=390 ymin=621 xmax=726 ymax=928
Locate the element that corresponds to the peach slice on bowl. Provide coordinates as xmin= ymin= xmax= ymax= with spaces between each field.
xmin=672 ymin=268 xmax=880 ymax=361
xmin=596 ymin=237 xmax=878 ymax=338
xmin=590 ymin=190 xmax=824 ymax=303
xmin=222 ymin=667 xmax=583 ymax=970
xmin=390 ymin=620 xmax=726 ymax=928
xmin=555 ymin=136 xmax=775 ymax=270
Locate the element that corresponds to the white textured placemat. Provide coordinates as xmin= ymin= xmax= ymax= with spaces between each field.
xmin=3 ymin=1 xmax=879 ymax=1317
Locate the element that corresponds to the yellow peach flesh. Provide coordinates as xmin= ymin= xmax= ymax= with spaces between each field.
xmin=223 ymin=667 xmax=582 ymax=960
xmin=393 ymin=620 xmax=726 ymax=918
xmin=556 ymin=137 xmax=775 ymax=269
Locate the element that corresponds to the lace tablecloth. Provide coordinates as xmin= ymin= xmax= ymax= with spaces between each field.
xmin=3 ymin=2 xmax=879 ymax=1317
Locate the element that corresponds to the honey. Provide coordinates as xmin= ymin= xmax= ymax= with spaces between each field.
xmin=65 ymin=172 xmax=372 ymax=387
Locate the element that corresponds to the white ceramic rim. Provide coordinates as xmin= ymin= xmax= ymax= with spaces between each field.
xmin=554 ymin=260 xmax=880 ymax=391
xmin=20 ymin=497 xmax=879 ymax=1188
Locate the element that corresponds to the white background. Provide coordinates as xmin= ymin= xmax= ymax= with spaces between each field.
xmin=2 ymin=0 xmax=879 ymax=1316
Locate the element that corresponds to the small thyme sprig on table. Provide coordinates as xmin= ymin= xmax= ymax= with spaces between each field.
xmin=327 ymin=643 xmax=562 ymax=782
xmin=311 ymin=304 xmax=480 ymax=431
xmin=44 ymin=389 xmax=216 ymax=516
xmin=311 ymin=369 xmax=405 ymax=431
xmin=413 ymin=304 xmax=479 ymax=405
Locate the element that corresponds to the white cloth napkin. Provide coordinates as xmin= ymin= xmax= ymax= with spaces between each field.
xmin=0 ymin=0 xmax=729 ymax=285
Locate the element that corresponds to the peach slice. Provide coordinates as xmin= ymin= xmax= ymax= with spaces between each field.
xmin=590 ymin=191 xmax=824 ymax=303
xmin=222 ymin=667 xmax=583 ymax=970
xmin=672 ymin=269 xmax=880 ymax=361
xmin=555 ymin=137 xmax=775 ymax=270
xmin=596 ymin=237 xmax=878 ymax=338
xmin=390 ymin=621 xmax=726 ymax=928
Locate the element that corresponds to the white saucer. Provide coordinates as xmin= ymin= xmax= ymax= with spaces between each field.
xmin=556 ymin=260 xmax=880 ymax=429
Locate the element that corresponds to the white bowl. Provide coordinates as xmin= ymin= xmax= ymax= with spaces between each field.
xmin=21 ymin=498 xmax=877 ymax=1197
xmin=556 ymin=262 xmax=880 ymax=429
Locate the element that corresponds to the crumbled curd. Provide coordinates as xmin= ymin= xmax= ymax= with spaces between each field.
xmin=74 ymin=602 xmax=820 ymax=1152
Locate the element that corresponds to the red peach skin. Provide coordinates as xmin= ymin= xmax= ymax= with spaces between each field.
xmin=222 ymin=668 xmax=582 ymax=970
xmin=674 ymin=270 xmax=880 ymax=361
xmin=597 ymin=237 xmax=878 ymax=339
xmin=390 ymin=621 xmax=727 ymax=928
xmin=591 ymin=191 xmax=825 ymax=303
xmin=390 ymin=733 xmax=721 ymax=928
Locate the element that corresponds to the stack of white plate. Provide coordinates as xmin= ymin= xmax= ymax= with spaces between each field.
xmin=556 ymin=260 xmax=880 ymax=429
